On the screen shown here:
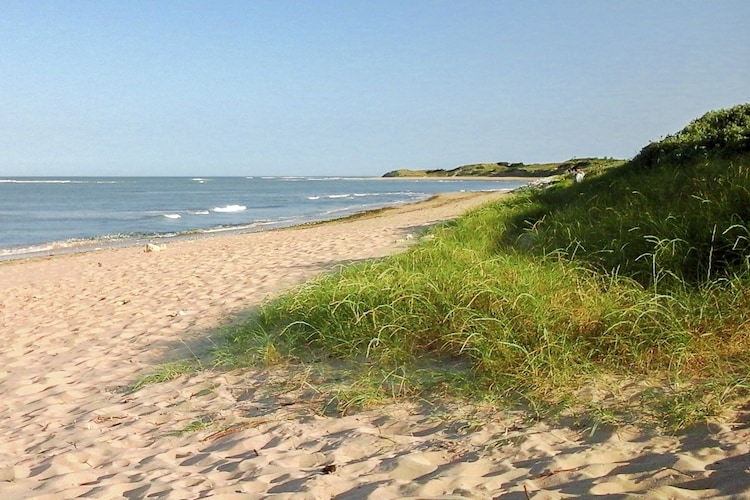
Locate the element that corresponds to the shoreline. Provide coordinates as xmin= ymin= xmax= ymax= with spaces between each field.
xmin=0 ymin=189 xmax=521 ymax=264
xmin=2 ymin=188 xmax=746 ymax=498
xmin=0 ymin=175 xmax=549 ymax=263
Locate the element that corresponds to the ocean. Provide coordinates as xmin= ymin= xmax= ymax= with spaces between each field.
xmin=0 ymin=176 xmax=528 ymax=259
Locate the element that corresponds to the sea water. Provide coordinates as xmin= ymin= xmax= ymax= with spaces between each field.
xmin=0 ymin=176 xmax=528 ymax=259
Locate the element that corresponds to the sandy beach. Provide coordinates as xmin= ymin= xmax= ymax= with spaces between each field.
xmin=1 ymin=191 xmax=749 ymax=499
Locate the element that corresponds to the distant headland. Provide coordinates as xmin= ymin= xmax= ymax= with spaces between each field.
xmin=382 ymin=157 xmax=625 ymax=178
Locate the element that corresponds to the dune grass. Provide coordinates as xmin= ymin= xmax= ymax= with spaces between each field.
xmin=219 ymin=104 xmax=750 ymax=430
xmin=129 ymin=359 xmax=198 ymax=392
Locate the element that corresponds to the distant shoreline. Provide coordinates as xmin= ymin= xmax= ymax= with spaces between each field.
xmin=377 ymin=175 xmax=552 ymax=181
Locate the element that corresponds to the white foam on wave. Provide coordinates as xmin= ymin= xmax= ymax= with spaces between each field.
xmin=308 ymin=191 xmax=407 ymax=202
xmin=0 ymin=179 xmax=74 ymax=184
xmin=0 ymin=243 xmax=54 ymax=257
xmin=162 ymin=213 xmax=181 ymax=219
xmin=212 ymin=204 xmax=247 ymax=213
xmin=1 ymin=179 xmax=122 ymax=184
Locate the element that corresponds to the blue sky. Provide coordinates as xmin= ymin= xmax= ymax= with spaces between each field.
xmin=1 ymin=1 xmax=748 ymax=176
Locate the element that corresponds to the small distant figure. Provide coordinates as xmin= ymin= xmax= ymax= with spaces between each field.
xmin=571 ymin=166 xmax=585 ymax=183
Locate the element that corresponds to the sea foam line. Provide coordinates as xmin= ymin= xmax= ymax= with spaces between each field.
xmin=212 ymin=205 xmax=247 ymax=213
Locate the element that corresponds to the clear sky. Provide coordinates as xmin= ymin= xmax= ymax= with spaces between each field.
xmin=2 ymin=1 xmax=748 ymax=177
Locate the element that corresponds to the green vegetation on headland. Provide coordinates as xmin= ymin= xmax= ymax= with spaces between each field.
xmin=217 ymin=103 xmax=750 ymax=430
xmin=383 ymin=157 xmax=625 ymax=178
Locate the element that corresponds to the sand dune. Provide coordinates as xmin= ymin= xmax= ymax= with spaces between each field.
xmin=1 ymin=191 xmax=749 ymax=498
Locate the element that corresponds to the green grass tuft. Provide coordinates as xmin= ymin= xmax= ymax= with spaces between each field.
xmin=218 ymin=103 xmax=750 ymax=429
xmin=129 ymin=359 xmax=198 ymax=392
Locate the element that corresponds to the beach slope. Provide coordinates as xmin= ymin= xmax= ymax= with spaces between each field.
xmin=1 ymin=191 xmax=748 ymax=498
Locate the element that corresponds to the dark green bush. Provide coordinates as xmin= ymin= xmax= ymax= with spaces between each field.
xmin=509 ymin=104 xmax=750 ymax=287
xmin=632 ymin=103 xmax=750 ymax=169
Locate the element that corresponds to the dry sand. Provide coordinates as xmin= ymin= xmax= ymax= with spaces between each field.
xmin=1 ymin=191 xmax=749 ymax=499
